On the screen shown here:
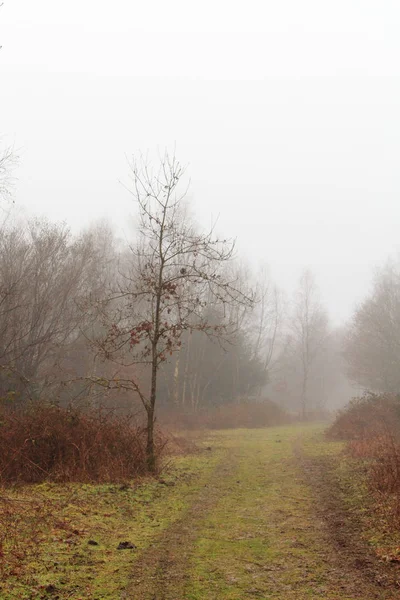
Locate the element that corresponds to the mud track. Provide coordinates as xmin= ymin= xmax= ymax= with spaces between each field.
xmin=124 ymin=427 xmax=400 ymax=599
xmin=294 ymin=438 xmax=400 ymax=598
xmin=123 ymin=450 xmax=238 ymax=599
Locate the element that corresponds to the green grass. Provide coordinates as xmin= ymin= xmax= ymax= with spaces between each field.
xmin=2 ymin=423 xmax=399 ymax=599
xmin=186 ymin=425 xmax=345 ymax=599
xmin=0 ymin=445 xmax=223 ymax=599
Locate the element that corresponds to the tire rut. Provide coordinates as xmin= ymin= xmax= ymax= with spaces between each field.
xmin=122 ymin=449 xmax=239 ymax=599
xmin=293 ymin=435 xmax=400 ymax=598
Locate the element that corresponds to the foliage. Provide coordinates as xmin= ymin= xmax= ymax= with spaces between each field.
xmin=328 ymin=392 xmax=400 ymax=441
xmin=0 ymin=219 xmax=114 ymax=404
xmin=157 ymin=325 xmax=268 ymax=410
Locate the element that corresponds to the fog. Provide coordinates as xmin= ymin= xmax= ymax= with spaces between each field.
xmin=0 ymin=1 xmax=399 ymax=414
xmin=2 ymin=1 xmax=400 ymax=324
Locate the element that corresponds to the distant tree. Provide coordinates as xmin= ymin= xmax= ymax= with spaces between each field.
xmin=91 ymin=152 xmax=253 ymax=470
xmin=345 ymin=261 xmax=400 ymax=393
xmin=288 ymin=270 xmax=329 ymax=418
xmin=0 ymin=143 xmax=17 ymax=201
xmin=0 ymin=219 xmax=104 ymax=400
xmin=158 ymin=303 xmax=266 ymax=412
xmin=250 ymin=265 xmax=283 ymax=394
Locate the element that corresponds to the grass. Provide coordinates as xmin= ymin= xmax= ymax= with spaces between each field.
xmin=186 ymin=426 xmax=345 ymax=599
xmin=0 ymin=444 xmax=223 ymax=599
xmin=302 ymin=427 xmax=400 ymax=578
xmin=2 ymin=424 xmax=400 ymax=599
xmin=330 ymin=445 xmax=400 ymax=564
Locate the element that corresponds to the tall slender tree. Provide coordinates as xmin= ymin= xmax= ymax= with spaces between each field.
xmin=92 ymin=152 xmax=253 ymax=470
xmin=290 ymin=270 xmax=329 ymax=418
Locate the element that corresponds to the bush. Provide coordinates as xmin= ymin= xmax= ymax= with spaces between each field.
xmin=327 ymin=392 xmax=400 ymax=441
xmin=159 ymin=399 xmax=290 ymax=430
xmin=328 ymin=392 xmax=400 ymax=521
xmin=0 ymin=403 xmax=165 ymax=484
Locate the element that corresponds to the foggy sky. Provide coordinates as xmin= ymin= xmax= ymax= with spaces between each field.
xmin=1 ymin=1 xmax=400 ymax=324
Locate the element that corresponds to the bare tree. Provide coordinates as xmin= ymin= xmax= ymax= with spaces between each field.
xmin=345 ymin=261 xmax=400 ymax=393
xmin=0 ymin=219 xmax=104 ymax=400
xmin=250 ymin=266 xmax=283 ymax=394
xmin=91 ymin=152 xmax=253 ymax=470
xmin=0 ymin=143 xmax=17 ymax=202
xmin=289 ymin=270 xmax=329 ymax=418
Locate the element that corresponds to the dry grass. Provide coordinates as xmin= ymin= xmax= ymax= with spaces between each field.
xmin=328 ymin=392 xmax=400 ymax=522
xmin=0 ymin=494 xmax=53 ymax=583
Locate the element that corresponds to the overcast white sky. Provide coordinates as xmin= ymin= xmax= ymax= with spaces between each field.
xmin=1 ymin=0 xmax=400 ymax=324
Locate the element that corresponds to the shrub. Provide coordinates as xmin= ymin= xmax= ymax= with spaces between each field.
xmin=0 ymin=403 xmax=165 ymax=484
xmin=328 ymin=392 xmax=400 ymax=521
xmin=159 ymin=399 xmax=290 ymax=430
xmin=327 ymin=392 xmax=400 ymax=441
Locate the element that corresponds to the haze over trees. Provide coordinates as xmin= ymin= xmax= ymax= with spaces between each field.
xmin=0 ymin=143 xmax=15 ymax=201
xmin=86 ymin=153 xmax=254 ymax=468
xmin=6 ymin=136 xmax=400 ymax=433
xmin=0 ymin=144 xmax=355 ymax=429
xmin=344 ymin=261 xmax=400 ymax=394
xmin=5 ymin=136 xmax=399 ymax=448
xmin=3 ymin=4 xmax=400 ymax=597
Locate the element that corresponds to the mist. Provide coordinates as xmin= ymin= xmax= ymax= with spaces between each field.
xmin=3 ymin=5 xmax=400 ymax=596
xmin=1 ymin=1 xmax=400 ymax=415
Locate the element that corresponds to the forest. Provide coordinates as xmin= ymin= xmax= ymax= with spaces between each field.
xmin=0 ymin=150 xmax=346 ymax=455
xmin=1 ymin=145 xmax=400 ymax=468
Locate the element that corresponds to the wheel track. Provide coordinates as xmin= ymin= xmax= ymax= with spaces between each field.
xmin=122 ymin=448 xmax=239 ymax=599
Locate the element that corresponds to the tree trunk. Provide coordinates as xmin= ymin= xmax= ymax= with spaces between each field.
xmin=146 ymin=402 xmax=155 ymax=472
xmin=173 ymin=350 xmax=180 ymax=406
xmin=146 ymin=251 xmax=163 ymax=471
xmin=190 ymin=370 xmax=198 ymax=410
xmin=301 ymin=370 xmax=308 ymax=421
xmin=147 ymin=296 xmax=161 ymax=472
xmin=182 ymin=330 xmax=192 ymax=407
xmin=194 ymin=380 xmax=201 ymax=412
xmin=147 ymin=356 xmax=157 ymax=472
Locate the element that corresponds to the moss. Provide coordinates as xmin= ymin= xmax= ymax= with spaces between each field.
xmin=0 ymin=448 xmax=222 ymax=599
xmin=2 ymin=424 xmax=398 ymax=599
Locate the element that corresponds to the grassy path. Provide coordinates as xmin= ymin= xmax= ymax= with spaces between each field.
xmin=3 ymin=424 xmax=400 ymax=598
xmin=126 ymin=424 xmax=400 ymax=599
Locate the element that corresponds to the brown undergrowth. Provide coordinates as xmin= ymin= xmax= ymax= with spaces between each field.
xmin=0 ymin=403 xmax=166 ymax=484
xmin=296 ymin=435 xmax=400 ymax=593
xmin=159 ymin=398 xmax=290 ymax=430
xmin=328 ymin=392 xmax=400 ymax=526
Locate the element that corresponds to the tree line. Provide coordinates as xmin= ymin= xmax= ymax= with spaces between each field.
xmin=4 ymin=143 xmax=395 ymax=466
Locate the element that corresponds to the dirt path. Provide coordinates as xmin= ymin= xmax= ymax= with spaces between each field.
xmin=122 ymin=449 xmax=239 ymax=599
xmin=124 ymin=426 xmax=400 ymax=599
xmin=294 ymin=435 xmax=400 ymax=598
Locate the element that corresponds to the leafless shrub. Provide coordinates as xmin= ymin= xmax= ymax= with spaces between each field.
xmin=328 ymin=393 xmax=400 ymax=522
xmin=159 ymin=399 xmax=290 ymax=430
xmin=0 ymin=403 xmax=166 ymax=484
